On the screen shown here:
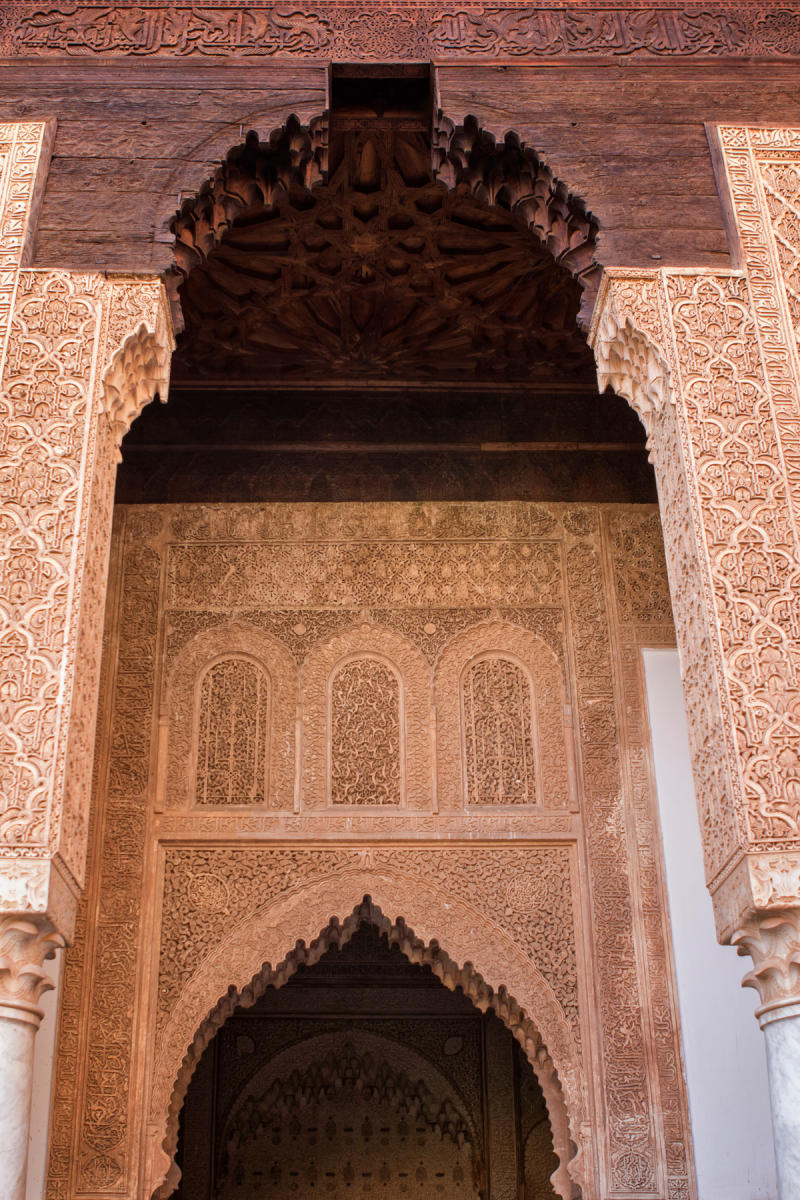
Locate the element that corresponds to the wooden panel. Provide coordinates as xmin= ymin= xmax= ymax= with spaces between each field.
xmin=438 ymin=62 xmax=800 ymax=267
xmin=0 ymin=59 xmax=796 ymax=273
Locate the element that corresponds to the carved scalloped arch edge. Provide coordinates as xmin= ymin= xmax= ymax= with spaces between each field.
xmin=151 ymin=895 xmax=581 ymax=1200
xmin=168 ymin=110 xmax=600 ymax=331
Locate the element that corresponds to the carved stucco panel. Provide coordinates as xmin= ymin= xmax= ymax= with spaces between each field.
xmin=164 ymin=622 xmax=296 ymax=811
xmin=299 ymin=623 xmax=431 ymax=810
xmin=0 ymin=252 xmax=173 ymax=932
xmin=591 ymin=272 xmax=756 ymax=892
xmin=47 ymin=502 xmax=695 ymax=1200
xmin=146 ymin=852 xmax=586 ymax=1199
xmin=434 ymin=620 xmax=573 ymax=812
xmin=564 ymin=524 xmax=662 ymax=1195
xmin=0 ymin=121 xmax=54 ymax=356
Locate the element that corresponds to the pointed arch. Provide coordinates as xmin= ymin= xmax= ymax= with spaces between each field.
xmin=145 ymin=886 xmax=586 ymax=1200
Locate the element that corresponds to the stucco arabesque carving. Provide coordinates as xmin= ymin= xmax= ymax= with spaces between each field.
xmin=148 ymin=890 xmax=583 ymax=1200
xmin=0 ymin=263 xmax=173 ymax=937
xmin=591 ymin=249 xmax=800 ymax=966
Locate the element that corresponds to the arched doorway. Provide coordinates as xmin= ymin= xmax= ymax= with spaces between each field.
xmin=44 ymin=66 xmax=695 ymax=1200
xmin=173 ymin=918 xmax=559 ymax=1199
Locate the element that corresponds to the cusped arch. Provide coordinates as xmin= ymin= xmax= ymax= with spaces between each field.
xmin=168 ymin=110 xmax=599 ymax=325
xmin=101 ymin=311 xmax=174 ymax=461
xmin=435 ymin=621 xmax=576 ymax=811
xmin=146 ymin=886 xmax=586 ymax=1200
xmin=589 ymin=276 xmax=672 ymax=439
xmin=298 ymin=623 xmax=431 ymax=810
xmin=163 ymin=621 xmax=297 ymax=810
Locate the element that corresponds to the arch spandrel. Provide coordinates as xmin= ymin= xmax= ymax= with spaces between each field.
xmin=146 ymin=882 xmax=586 ymax=1200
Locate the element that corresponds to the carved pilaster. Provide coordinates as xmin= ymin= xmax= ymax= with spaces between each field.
xmin=591 ymin=255 xmax=800 ymax=940
xmin=0 ymin=914 xmax=64 ymax=1027
xmin=0 ymin=121 xmax=175 ymax=938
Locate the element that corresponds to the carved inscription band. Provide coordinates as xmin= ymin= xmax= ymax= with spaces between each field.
xmin=2 ymin=6 xmax=800 ymax=60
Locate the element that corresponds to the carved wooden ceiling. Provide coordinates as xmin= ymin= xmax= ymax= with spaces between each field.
xmin=171 ymin=121 xmax=597 ymax=386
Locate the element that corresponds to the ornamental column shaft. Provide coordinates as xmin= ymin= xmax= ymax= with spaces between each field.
xmin=590 ymin=124 xmax=800 ymax=1199
xmin=0 ymin=121 xmax=174 ymax=1197
xmin=0 ymin=916 xmax=63 ymax=1200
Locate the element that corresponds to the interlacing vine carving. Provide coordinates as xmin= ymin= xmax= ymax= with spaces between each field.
xmin=195 ymin=657 xmax=270 ymax=807
xmin=329 ymin=657 xmax=402 ymax=807
xmin=462 ymin=655 xmax=537 ymax=806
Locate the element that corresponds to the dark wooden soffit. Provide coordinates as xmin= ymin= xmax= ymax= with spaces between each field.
xmin=169 ymin=112 xmax=599 ymax=383
xmin=3 ymin=3 xmax=800 ymax=61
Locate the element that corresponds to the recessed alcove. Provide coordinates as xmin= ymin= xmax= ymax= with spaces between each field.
xmin=173 ymin=921 xmax=559 ymax=1199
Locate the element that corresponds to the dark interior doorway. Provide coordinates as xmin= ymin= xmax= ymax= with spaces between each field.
xmin=174 ymin=921 xmax=559 ymax=1198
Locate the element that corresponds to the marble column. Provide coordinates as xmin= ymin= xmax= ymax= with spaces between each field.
xmin=0 ymin=916 xmax=64 ymax=1200
xmin=733 ymin=910 xmax=800 ymax=1200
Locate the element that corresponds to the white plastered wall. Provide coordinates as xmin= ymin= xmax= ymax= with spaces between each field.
xmin=643 ymin=648 xmax=778 ymax=1200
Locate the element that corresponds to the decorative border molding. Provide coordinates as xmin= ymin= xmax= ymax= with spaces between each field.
xmin=2 ymin=5 xmax=800 ymax=62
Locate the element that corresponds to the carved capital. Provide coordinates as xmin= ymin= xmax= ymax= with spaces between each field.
xmin=101 ymin=304 xmax=174 ymax=460
xmin=0 ymin=915 xmax=64 ymax=1027
xmin=733 ymin=909 xmax=800 ymax=1027
xmin=588 ymin=270 xmax=670 ymax=438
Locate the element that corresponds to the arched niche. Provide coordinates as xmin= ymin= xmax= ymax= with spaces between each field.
xmin=163 ymin=621 xmax=297 ymax=810
xmin=210 ymin=1027 xmax=482 ymax=1196
xmin=146 ymin=889 xmax=586 ymax=1200
xmin=297 ymin=623 xmax=431 ymax=810
xmin=435 ymin=620 xmax=575 ymax=812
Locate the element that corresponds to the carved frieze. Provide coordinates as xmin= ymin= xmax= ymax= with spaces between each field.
xmin=3 ymin=5 xmax=799 ymax=61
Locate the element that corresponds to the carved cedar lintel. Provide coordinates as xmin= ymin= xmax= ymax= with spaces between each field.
xmin=4 ymin=5 xmax=800 ymax=63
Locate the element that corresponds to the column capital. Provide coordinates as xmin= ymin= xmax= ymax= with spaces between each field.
xmin=0 ymin=914 xmax=64 ymax=1028
xmin=732 ymin=908 xmax=800 ymax=1028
